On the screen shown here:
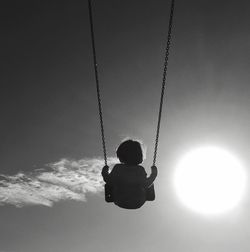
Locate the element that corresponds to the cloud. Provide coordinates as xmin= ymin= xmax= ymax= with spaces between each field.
xmin=0 ymin=157 xmax=117 ymax=207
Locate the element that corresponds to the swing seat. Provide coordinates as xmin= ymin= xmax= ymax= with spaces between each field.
xmin=104 ymin=183 xmax=155 ymax=207
xmin=146 ymin=184 xmax=155 ymax=201
xmin=104 ymin=184 xmax=114 ymax=202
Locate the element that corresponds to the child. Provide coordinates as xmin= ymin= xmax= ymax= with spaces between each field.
xmin=102 ymin=139 xmax=158 ymax=209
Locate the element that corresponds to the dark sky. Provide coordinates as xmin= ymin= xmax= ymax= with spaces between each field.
xmin=1 ymin=0 xmax=250 ymax=251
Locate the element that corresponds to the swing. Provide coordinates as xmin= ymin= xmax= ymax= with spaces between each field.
xmin=104 ymin=183 xmax=156 ymax=203
xmin=88 ymin=0 xmax=175 ymax=207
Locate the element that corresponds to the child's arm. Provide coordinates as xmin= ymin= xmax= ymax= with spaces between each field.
xmin=146 ymin=166 xmax=158 ymax=187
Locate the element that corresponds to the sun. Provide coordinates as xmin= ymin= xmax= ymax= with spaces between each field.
xmin=173 ymin=146 xmax=247 ymax=215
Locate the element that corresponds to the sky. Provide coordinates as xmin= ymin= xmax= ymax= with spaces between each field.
xmin=1 ymin=0 xmax=250 ymax=251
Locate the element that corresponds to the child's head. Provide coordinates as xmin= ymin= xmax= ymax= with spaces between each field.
xmin=116 ymin=139 xmax=143 ymax=165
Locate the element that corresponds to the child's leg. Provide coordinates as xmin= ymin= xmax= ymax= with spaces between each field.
xmin=105 ymin=184 xmax=114 ymax=202
xmin=146 ymin=184 xmax=155 ymax=201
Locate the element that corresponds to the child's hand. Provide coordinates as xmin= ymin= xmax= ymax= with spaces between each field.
xmin=151 ymin=165 xmax=158 ymax=176
xmin=101 ymin=165 xmax=109 ymax=177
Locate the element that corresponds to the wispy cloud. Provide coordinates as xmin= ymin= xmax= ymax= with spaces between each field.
xmin=0 ymin=157 xmax=117 ymax=207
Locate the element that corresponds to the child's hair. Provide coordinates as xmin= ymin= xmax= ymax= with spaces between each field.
xmin=116 ymin=139 xmax=143 ymax=165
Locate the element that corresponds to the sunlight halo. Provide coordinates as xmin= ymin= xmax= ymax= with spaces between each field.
xmin=173 ymin=146 xmax=247 ymax=215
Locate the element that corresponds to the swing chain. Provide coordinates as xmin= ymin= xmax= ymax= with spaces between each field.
xmin=88 ymin=0 xmax=108 ymax=166
xmin=88 ymin=0 xmax=175 ymax=167
xmin=153 ymin=0 xmax=175 ymax=166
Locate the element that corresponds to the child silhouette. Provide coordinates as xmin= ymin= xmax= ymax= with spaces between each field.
xmin=102 ymin=139 xmax=158 ymax=209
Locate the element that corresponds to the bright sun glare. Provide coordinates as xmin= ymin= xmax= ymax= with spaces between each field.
xmin=173 ymin=146 xmax=247 ymax=215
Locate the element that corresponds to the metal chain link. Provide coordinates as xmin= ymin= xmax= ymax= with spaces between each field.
xmin=88 ymin=0 xmax=108 ymax=166
xmin=152 ymin=0 xmax=175 ymax=166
